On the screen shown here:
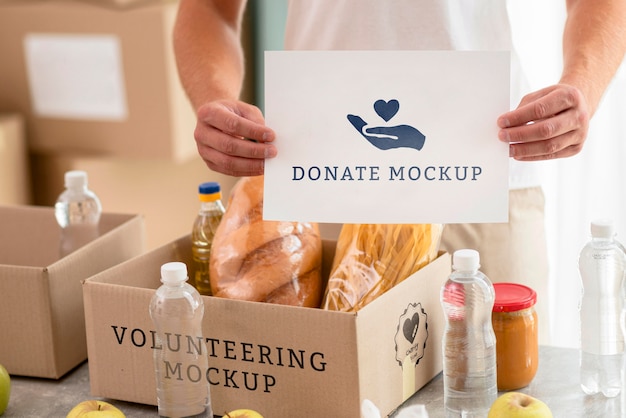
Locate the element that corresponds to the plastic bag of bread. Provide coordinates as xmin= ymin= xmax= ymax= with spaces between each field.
xmin=209 ymin=175 xmax=323 ymax=307
xmin=322 ymin=223 xmax=443 ymax=312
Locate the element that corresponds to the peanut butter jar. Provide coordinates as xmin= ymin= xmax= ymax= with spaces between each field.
xmin=492 ymin=283 xmax=538 ymax=391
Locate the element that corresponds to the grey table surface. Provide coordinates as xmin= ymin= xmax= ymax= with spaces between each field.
xmin=4 ymin=345 xmax=624 ymax=417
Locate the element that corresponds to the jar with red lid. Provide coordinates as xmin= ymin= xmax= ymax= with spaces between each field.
xmin=492 ymin=282 xmax=539 ymax=391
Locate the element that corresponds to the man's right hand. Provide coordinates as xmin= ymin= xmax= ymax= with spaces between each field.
xmin=194 ymin=99 xmax=277 ymax=177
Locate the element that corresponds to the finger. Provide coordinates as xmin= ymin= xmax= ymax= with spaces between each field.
xmin=498 ymin=107 xmax=585 ymax=144
xmin=198 ymin=101 xmax=275 ymax=143
xmin=198 ymin=142 xmax=268 ymax=177
xmin=512 ymin=143 xmax=583 ymax=161
xmin=498 ymin=85 xmax=582 ymax=128
xmin=195 ymin=125 xmax=277 ymax=159
xmin=509 ymin=130 xmax=585 ymax=161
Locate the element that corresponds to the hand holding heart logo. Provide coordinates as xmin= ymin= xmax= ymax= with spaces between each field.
xmin=347 ymin=98 xmax=426 ymax=151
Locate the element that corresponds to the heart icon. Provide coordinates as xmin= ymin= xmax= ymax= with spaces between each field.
xmin=374 ymin=99 xmax=399 ymax=122
xmin=403 ymin=313 xmax=420 ymax=343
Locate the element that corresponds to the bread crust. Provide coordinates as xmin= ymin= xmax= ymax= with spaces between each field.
xmin=210 ymin=176 xmax=323 ymax=307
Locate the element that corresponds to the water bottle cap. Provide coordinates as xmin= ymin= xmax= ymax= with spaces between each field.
xmin=198 ymin=182 xmax=222 ymax=202
xmin=64 ymin=170 xmax=88 ymax=189
xmin=493 ymin=282 xmax=537 ymax=312
xmin=591 ymin=220 xmax=615 ymax=238
xmin=452 ymin=249 xmax=480 ymax=271
xmin=160 ymin=262 xmax=188 ymax=284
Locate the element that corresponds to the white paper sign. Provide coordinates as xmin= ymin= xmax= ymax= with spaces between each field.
xmin=23 ymin=33 xmax=128 ymax=121
xmin=264 ymin=51 xmax=509 ymax=224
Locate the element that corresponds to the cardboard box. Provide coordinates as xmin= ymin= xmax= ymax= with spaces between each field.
xmin=0 ymin=205 xmax=145 ymax=378
xmin=83 ymin=235 xmax=449 ymax=417
xmin=0 ymin=113 xmax=30 ymax=205
xmin=30 ymin=152 xmax=240 ymax=250
xmin=0 ymin=0 xmax=196 ymax=161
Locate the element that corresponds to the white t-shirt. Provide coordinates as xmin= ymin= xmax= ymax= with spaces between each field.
xmin=284 ymin=0 xmax=542 ymax=189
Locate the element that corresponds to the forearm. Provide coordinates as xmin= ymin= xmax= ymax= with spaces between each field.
xmin=173 ymin=0 xmax=247 ymax=111
xmin=560 ymin=0 xmax=626 ymax=116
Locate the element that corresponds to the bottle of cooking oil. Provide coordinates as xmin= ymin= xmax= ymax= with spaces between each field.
xmin=191 ymin=182 xmax=225 ymax=295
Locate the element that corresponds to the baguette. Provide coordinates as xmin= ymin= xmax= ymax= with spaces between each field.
xmin=210 ymin=175 xmax=323 ymax=307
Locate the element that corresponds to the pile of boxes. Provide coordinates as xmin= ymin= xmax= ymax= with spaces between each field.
xmin=0 ymin=0 xmax=245 ymax=249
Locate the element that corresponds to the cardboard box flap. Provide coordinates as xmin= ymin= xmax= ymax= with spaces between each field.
xmin=0 ymin=205 xmax=60 ymax=266
xmin=87 ymin=232 xmax=187 ymax=288
xmin=0 ymin=206 xmax=144 ymax=268
xmin=355 ymin=252 xmax=449 ymax=415
xmin=0 ymin=266 xmax=56 ymax=376
xmin=49 ymin=212 xmax=146 ymax=271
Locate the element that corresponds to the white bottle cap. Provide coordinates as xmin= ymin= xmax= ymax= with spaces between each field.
xmin=160 ymin=262 xmax=188 ymax=284
xmin=452 ymin=249 xmax=480 ymax=271
xmin=64 ymin=170 xmax=88 ymax=189
xmin=591 ymin=220 xmax=615 ymax=239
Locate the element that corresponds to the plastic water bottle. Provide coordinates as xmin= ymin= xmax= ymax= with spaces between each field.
xmin=191 ymin=182 xmax=226 ymax=295
xmin=440 ymin=249 xmax=497 ymax=417
xmin=579 ymin=220 xmax=626 ymax=397
xmin=149 ymin=262 xmax=212 ymax=418
xmin=54 ymin=170 xmax=102 ymax=257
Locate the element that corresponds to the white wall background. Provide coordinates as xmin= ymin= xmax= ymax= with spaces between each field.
xmin=510 ymin=1 xmax=626 ymax=348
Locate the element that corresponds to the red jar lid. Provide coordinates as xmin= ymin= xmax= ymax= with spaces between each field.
xmin=493 ymin=283 xmax=537 ymax=312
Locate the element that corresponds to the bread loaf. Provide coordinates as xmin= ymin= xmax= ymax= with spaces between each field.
xmin=209 ymin=175 xmax=323 ymax=307
xmin=322 ymin=223 xmax=443 ymax=312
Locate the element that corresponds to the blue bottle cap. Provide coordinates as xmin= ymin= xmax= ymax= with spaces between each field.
xmin=198 ymin=182 xmax=221 ymax=195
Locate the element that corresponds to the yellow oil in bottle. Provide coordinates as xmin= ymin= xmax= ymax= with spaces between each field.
xmin=191 ymin=182 xmax=225 ymax=295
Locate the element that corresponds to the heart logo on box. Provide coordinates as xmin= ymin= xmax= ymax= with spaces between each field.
xmin=395 ymin=303 xmax=428 ymax=367
xmin=402 ymin=313 xmax=420 ymax=343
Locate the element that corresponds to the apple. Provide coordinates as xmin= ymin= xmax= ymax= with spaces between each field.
xmin=224 ymin=409 xmax=264 ymax=418
xmin=66 ymin=400 xmax=125 ymax=418
xmin=488 ymin=392 xmax=553 ymax=418
xmin=0 ymin=364 xmax=10 ymax=416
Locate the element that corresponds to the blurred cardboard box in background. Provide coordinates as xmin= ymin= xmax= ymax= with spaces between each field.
xmin=0 ymin=205 xmax=145 ymax=378
xmin=0 ymin=0 xmax=196 ymax=161
xmin=31 ymin=152 xmax=240 ymax=250
xmin=0 ymin=113 xmax=31 ymax=205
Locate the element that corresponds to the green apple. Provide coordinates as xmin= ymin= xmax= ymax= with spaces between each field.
xmin=66 ymin=400 xmax=125 ymax=418
xmin=488 ymin=392 xmax=553 ymax=418
xmin=0 ymin=363 xmax=10 ymax=416
xmin=224 ymin=409 xmax=264 ymax=418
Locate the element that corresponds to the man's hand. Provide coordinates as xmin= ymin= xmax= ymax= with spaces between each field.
xmin=194 ymin=99 xmax=277 ymax=177
xmin=497 ymin=83 xmax=590 ymax=161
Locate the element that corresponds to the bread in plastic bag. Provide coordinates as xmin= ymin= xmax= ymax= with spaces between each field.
xmin=322 ymin=223 xmax=443 ymax=312
xmin=209 ymin=175 xmax=323 ymax=307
